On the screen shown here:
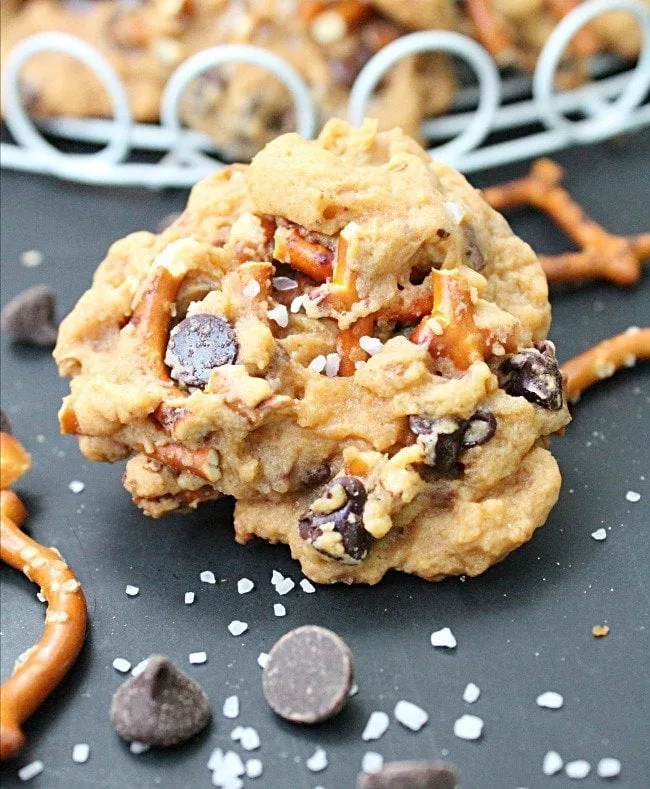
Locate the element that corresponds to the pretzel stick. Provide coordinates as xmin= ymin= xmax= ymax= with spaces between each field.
xmin=466 ymin=0 xmax=515 ymax=66
xmin=377 ymin=281 xmax=433 ymax=323
xmin=143 ymin=444 xmax=220 ymax=482
xmin=561 ymin=327 xmax=650 ymax=402
xmin=273 ymin=228 xmax=333 ymax=282
xmin=337 ymin=314 xmax=375 ymax=376
xmin=0 ymin=434 xmax=87 ymax=761
xmin=0 ymin=433 xmax=31 ymax=490
xmin=546 ymin=0 xmax=600 ymax=57
xmin=482 ymin=159 xmax=650 ymax=285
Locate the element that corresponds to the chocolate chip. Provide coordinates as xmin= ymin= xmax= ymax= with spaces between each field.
xmin=110 ymin=655 xmax=210 ymax=747
xmin=298 ymin=476 xmax=372 ymax=562
xmin=0 ymin=409 xmax=11 ymax=434
xmin=1 ymin=284 xmax=58 ymax=347
xmin=357 ymin=760 xmax=459 ymax=789
xmin=410 ymin=410 xmax=497 ymax=473
xmin=461 ymin=410 xmax=497 ymax=448
xmin=165 ymin=313 xmax=238 ymax=388
xmin=499 ymin=341 xmax=563 ymax=410
xmin=262 ymin=625 xmax=354 ymax=724
xmin=301 ymin=463 xmax=331 ymax=489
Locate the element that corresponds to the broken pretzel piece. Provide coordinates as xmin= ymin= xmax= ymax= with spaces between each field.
xmin=482 ymin=159 xmax=650 ymax=286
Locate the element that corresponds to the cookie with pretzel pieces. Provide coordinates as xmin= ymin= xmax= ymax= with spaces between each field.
xmin=54 ymin=118 xmax=570 ymax=585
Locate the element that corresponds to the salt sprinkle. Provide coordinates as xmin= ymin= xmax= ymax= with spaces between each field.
xmin=362 ymin=711 xmax=390 ymax=741
xmin=430 ymin=627 xmax=457 ymax=649
xmin=267 ymin=304 xmax=289 ymax=328
xmin=257 ymin=652 xmax=269 ymax=668
xmin=125 ymin=585 xmax=140 ymax=596
xmin=18 ymin=761 xmax=44 ymax=781
xmin=131 ymin=659 xmax=149 ymax=678
xmin=325 ymin=353 xmax=340 ymax=377
xmin=68 ymin=480 xmax=85 ymax=494
xmin=453 ymin=714 xmax=484 ymax=740
xmin=274 ymin=603 xmax=286 ymax=617
xmin=21 ymin=249 xmax=44 ymax=268
xmin=200 ymin=570 xmax=216 ymax=584
xmin=129 ymin=741 xmax=149 ymax=754
xmin=300 ymin=579 xmax=316 ymax=594
xmin=245 ymin=758 xmax=263 ymax=778
xmin=237 ymin=578 xmax=254 ymax=594
xmin=230 ymin=725 xmax=244 ymax=741
xmin=597 ymin=757 xmax=621 ymax=778
xmin=536 ymin=691 xmax=564 ymax=709
xmin=275 ymin=577 xmax=295 ymax=596
xmin=444 ymin=201 xmax=465 ymax=224
xmin=228 ymin=620 xmax=248 ymax=636
xmin=565 ymin=760 xmax=590 ymax=779
xmin=36 ymin=592 xmax=45 ymax=603
xmin=542 ymin=750 xmax=564 ymax=775
xmin=290 ymin=295 xmax=305 ymax=313
xmin=463 ymin=682 xmax=480 ymax=703
xmin=359 ymin=335 xmax=383 ymax=356
xmin=271 ymin=569 xmax=284 ymax=585
xmin=308 ymin=355 xmax=327 ymax=373
xmin=362 ymin=752 xmax=384 ymax=773
xmin=349 ymin=683 xmax=359 ymax=697
xmin=239 ymin=727 xmax=261 ymax=751
xmin=625 ymin=490 xmax=640 ymax=502
xmin=272 ymin=276 xmax=298 ymax=291
xmin=223 ymin=695 xmax=240 ymax=719
xmin=211 ymin=750 xmax=245 ymax=786
xmin=591 ymin=528 xmax=607 ymax=541
xmin=185 ymin=591 xmax=195 ymax=605
xmin=306 ymin=747 xmax=328 ymax=772
xmin=207 ymin=747 xmax=225 ymax=770
xmin=394 ymin=700 xmax=428 ymax=731
xmin=112 ymin=658 xmax=131 ymax=673
xmin=72 ymin=744 xmax=90 ymax=764
xmin=189 ymin=651 xmax=207 ymax=664
xmin=243 ymin=280 xmax=261 ymax=298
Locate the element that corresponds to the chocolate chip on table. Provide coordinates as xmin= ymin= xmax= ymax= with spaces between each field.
xmin=299 ymin=476 xmax=372 ymax=562
xmin=409 ymin=411 xmax=497 ymax=474
xmin=110 ymin=655 xmax=210 ymax=747
xmin=499 ymin=340 xmax=564 ymax=410
xmin=1 ymin=284 xmax=58 ymax=347
xmin=165 ymin=313 xmax=238 ymax=388
xmin=0 ymin=409 xmax=11 ymax=435
xmin=357 ymin=760 xmax=460 ymax=789
xmin=262 ymin=625 xmax=354 ymax=724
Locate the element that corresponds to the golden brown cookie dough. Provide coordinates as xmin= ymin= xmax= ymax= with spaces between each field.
xmin=54 ymin=119 xmax=570 ymax=585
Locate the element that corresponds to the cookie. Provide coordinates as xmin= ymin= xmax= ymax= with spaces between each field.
xmin=54 ymin=118 xmax=570 ymax=585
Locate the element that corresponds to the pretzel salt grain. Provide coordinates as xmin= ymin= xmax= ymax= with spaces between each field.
xmin=561 ymin=327 xmax=650 ymax=402
xmin=482 ymin=159 xmax=650 ymax=286
xmin=0 ymin=433 xmax=87 ymax=761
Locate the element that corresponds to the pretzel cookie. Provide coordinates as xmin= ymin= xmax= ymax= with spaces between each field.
xmin=54 ymin=119 xmax=570 ymax=584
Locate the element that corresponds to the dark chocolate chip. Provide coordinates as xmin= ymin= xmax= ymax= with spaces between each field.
xmin=0 ymin=409 xmax=12 ymax=435
xmin=409 ymin=415 xmax=466 ymax=476
xmin=262 ymin=625 xmax=354 ymax=724
xmin=165 ymin=313 xmax=238 ymax=388
xmin=1 ymin=284 xmax=58 ymax=347
xmin=357 ymin=760 xmax=460 ymax=789
xmin=110 ymin=655 xmax=210 ymax=747
xmin=298 ymin=476 xmax=372 ymax=562
xmin=499 ymin=341 xmax=563 ymax=410
xmin=461 ymin=410 xmax=497 ymax=449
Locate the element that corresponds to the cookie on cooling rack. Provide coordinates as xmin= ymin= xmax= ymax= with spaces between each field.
xmin=54 ymin=118 xmax=570 ymax=585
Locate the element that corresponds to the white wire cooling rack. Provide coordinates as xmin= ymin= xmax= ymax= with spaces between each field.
xmin=1 ymin=0 xmax=649 ymax=187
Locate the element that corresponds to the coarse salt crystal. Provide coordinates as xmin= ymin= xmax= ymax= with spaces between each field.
xmin=239 ymin=727 xmax=260 ymax=751
xmin=308 ymin=355 xmax=327 ymax=373
xmin=624 ymin=325 xmax=640 ymax=334
xmin=200 ymin=570 xmax=216 ymax=584
xmin=237 ymin=578 xmax=254 ymax=594
xmin=36 ymin=592 xmax=45 ymax=603
xmin=300 ymin=579 xmax=316 ymax=593
xmin=354 ymin=360 xmax=366 ymax=370
xmin=444 ymin=201 xmax=465 ymax=224
xmin=623 ymin=354 xmax=637 ymax=367
xmin=189 ymin=651 xmax=207 ymax=664
xmin=228 ymin=620 xmax=248 ymax=636
xmin=21 ymin=249 xmax=43 ymax=268
xmin=453 ymin=714 xmax=484 ymax=740
xmin=112 ymin=658 xmax=131 ymax=673
xmin=185 ymin=591 xmax=195 ymax=605
xmin=362 ymin=752 xmax=384 ymax=773
xmin=125 ymin=585 xmax=139 ymax=596
xmin=349 ymin=682 xmax=359 ymax=696
xmin=68 ymin=480 xmax=85 ymax=494
xmin=243 ymin=280 xmax=261 ymax=298
xmin=245 ymin=758 xmax=263 ymax=778
xmin=536 ymin=691 xmax=563 ymax=709
xmin=207 ymin=747 xmax=224 ymax=770
xmin=211 ymin=750 xmax=245 ymax=785
xmin=72 ymin=744 xmax=90 ymax=764
xmin=362 ymin=711 xmax=390 ymax=741
xmin=272 ymin=276 xmax=298 ymax=291
xmin=257 ymin=652 xmax=269 ymax=668
xmin=274 ymin=603 xmax=286 ymax=617
xmin=625 ymin=490 xmax=640 ymax=502
xmin=394 ymin=700 xmax=428 ymax=731
xmin=359 ymin=336 xmax=383 ymax=356
xmin=306 ymin=747 xmax=328 ymax=772
xmin=430 ymin=627 xmax=457 ymax=649
xmin=565 ymin=760 xmax=590 ymax=779
xmin=290 ymin=295 xmax=305 ymax=313
xmin=18 ymin=761 xmax=44 ymax=781
xmin=591 ymin=528 xmax=607 ymax=541
xmin=230 ymin=725 xmax=244 ymax=741
xmin=223 ymin=695 xmax=240 ymax=719
xmin=131 ymin=659 xmax=149 ymax=677
xmin=542 ymin=750 xmax=564 ymax=775
xmin=463 ymin=682 xmax=480 ymax=703
xmin=271 ymin=569 xmax=284 ymax=585
xmin=325 ymin=353 xmax=340 ymax=377
xmin=267 ymin=304 xmax=289 ymax=328
xmin=129 ymin=741 xmax=149 ymax=754
xmin=597 ymin=757 xmax=621 ymax=778
xmin=275 ymin=577 xmax=295 ymax=595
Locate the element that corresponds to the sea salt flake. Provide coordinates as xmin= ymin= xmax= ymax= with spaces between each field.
xmin=245 ymin=758 xmax=263 ymax=778
xmin=430 ymin=627 xmax=457 ymax=649
xmin=349 ymin=682 xmax=359 ymax=697
xmin=362 ymin=711 xmax=390 ymax=741
xmin=212 ymin=750 xmax=245 ymax=784
xmin=308 ymin=355 xmax=327 ymax=373
xmin=454 ymin=714 xmax=484 ymax=740
xmin=275 ymin=577 xmax=295 ymax=596
xmin=306 ymin=747 xmax=328 ymax=772
xmin=290 ymin=295 xmax=305 ymax=313
xmin=228 ymin=620 xmax=248 ymax=636
xmin=300 ymin=579 xmax=316 ymax=593
xmin=536 ymin=691 xmax=563 ymax=709
xmin=325 ymin=353 xmax=340 ymax=377
xmin=271 ymin=569 xmax=284 ymax=585
xmin=591 ymin=528 xmax=607 ymax=541
xmin=239 ymin=727 xmax=261 ymax=751
xmin=362 ymin=752 xmax=384 ymax=773
xmin=36 ymin=592 xmax=45 ymax=603
xmin=444 ymin=201 xmax=465 ymax=224
xmin=257 ymin=652 xmax=269 ymax=668
xmin=112 ymin=657 xmax=131 ymax=673
xmin=72 ymin=744 xmax=90 ymax=764
xmin=267 ymin=304 xmax=289 ymax=328
xmin=200 ymin=570 xmax=216 ymax=584
xmin=597 ymin=757 xmax=621 ymax=778
xmin=230 ymin=726 xmax=244 ymax=741
xmin=131 ymin=659 xmax=149 ymax=677
xmin=243 ymin=280 xmax=260 ymax=298
xmin=129 ymin=741 xmax=149 ymax=754
xmin=272 ymin=276 xmax=298 ymax=291
xmin=21 ymin=249 xmax=43 ymax=268
xmin=189 ymin=651 xmax=207 ymax=664
xmin=207 ymin=747 xmax=224 ymax=770
xmin=274 ymin=603 xmax=286 ymax=617
xmin=223 ymin=695 xmax=240 ymax=719
xmin=237 ymin=578 xmax=254 ymax=594
xmin=542 ymin=750 xmax=564 ymax=775
xmin=185 ymin=591 xmax=195 ymax=605
xmin=394 ymin=700 xmax=428 ymax=731
xmin=625 ymin=490 xmax=640 ymax=502
xmin=18 ymin=761 xmax=44 ymax=781
xmin=359 ymin=335 xmax=383 ymax=356
xmin=68 ymin=480 xmax=85 ymax=494
xmin=565 ymin=760 xmax=590 ymax=779
xmin=125 ymin=585 xmax=139 ymax=596
xmin=463 ymin=682 xmax=480 ymax=703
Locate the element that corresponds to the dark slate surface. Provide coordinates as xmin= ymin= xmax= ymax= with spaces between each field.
xmin=1 ymin=130 xmax=649 ymax=789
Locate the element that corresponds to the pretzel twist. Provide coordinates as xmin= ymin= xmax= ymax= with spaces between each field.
xmin=466 ymin=0 xmax=515 ymax=66
xmin=561 ymin=327 xmax=650 ymax=402
xmin=0 ymin=434 xmax=87 ymax=761
xmin=482 ymin=159 xmax=650 ymax=286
